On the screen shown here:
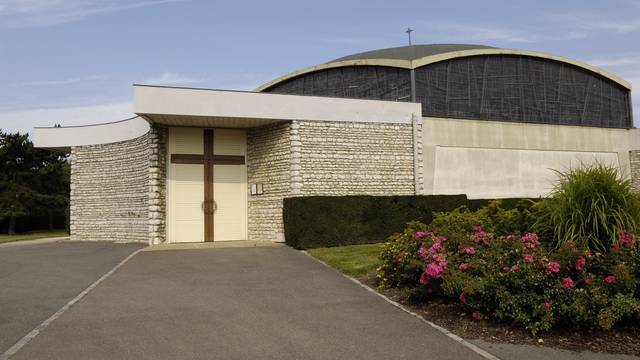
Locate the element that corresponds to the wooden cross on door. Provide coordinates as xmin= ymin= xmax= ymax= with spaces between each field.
xmin=170 ymin=129 xmax=245 ymax=242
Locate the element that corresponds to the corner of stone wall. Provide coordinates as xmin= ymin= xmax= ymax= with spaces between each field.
xmin=148 ymin=125 xmax=167 ymax=245
xmin=412 ymin=114 xmax=424 ymax=195
xmin=246 ymin=122 xmax=292 ymax=242
xmin=290 ymin=120 xmax=303 ymax=196
xmin=69 ymin=148 xmax=79 ymax=241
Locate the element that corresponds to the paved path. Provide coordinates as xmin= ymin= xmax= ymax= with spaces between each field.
xmin=0 ymin=241 xmax=144 ymax=354
xmin=11 ymin=245 xmax=486 ymax=360
xmin=472 ymin=340 xmax=637 ymax=360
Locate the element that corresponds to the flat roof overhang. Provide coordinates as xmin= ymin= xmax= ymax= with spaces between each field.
xmin=33 ymin=85 xmax=421 ymax=150
xmin=33 ymin=116 xmax=150 ymax=151
xmin=133 ymin=84 xmax=421 ymax=127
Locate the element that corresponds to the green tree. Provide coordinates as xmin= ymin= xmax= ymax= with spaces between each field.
xmin=0 ymin=130 xmax=70 ymax=234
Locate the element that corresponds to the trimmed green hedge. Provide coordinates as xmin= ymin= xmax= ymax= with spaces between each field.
xmin=283 ymin=195 xmax=534 ymax=249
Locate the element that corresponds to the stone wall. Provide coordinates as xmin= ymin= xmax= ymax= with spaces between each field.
xmin=148 ymin=126 xmax=167 ymax=244
xmin=70 ymin=133 xmax=150 ymax=242
xmin=246 ymin=122 xmax=292 ymax=241
xmin=412 ymin=115 xmax=424 ymax=194
xmin=295 ymin=120 xmax=415 ymax=196
xmin=630 ymin=150 xmax=640 ymax=190
xmin=246 ymin=120 xmax=416 ymax=241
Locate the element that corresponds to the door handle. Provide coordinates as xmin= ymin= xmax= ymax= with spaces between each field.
xmin=202 ymin=201 xmax=217 ymax=213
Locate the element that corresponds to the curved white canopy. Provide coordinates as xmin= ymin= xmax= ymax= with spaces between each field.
xmin=33 ymin=116 xmax=150 ymax=151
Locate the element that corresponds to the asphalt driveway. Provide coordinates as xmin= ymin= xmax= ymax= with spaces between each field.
xmin=9 ymin=245 xmax=486 ymax=360
xmin=0 ymin=241 xmax=144 ymax=354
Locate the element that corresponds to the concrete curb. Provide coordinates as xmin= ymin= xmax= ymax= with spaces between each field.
xmin=144 ymin=240 xmax=283 ymax=252
xmin=301 ymin=250 xmax=502 ymax=360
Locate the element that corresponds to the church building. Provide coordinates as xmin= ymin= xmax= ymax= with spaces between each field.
xmin=34 ymin=44 xmax=639 ymax=244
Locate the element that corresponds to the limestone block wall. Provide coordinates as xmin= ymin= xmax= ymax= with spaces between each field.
xmin=149 ymin=126 xmax=167 ymax=244
xmin=246 ymin=122 xmax=292 ymax=241
xmin=412 ymin=115 xmax=424 ymax=194
xmin=295 ymin=120 xmax=415 ymax=196
xmin=70 ymin=133 xmax=150 ymax=242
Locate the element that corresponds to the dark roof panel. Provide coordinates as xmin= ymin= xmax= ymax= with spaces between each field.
xmin=331 ymin=44 xmax=498 ymax=62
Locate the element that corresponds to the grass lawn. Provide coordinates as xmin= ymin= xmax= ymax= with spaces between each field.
xmin=0 ymin=229 xmax=69 ymax=244
xmin=307 ymin=243 xmax=383 ymax=277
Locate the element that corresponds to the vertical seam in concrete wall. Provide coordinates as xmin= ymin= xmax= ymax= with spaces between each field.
xmin=630 ymin=150 xmax=640 ymax=190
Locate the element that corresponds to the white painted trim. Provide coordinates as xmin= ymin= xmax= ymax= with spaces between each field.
xmin=134 ymin=85 xmax=421 ymax=125
xmin=33 ymin=116 xmax=150 ymax=150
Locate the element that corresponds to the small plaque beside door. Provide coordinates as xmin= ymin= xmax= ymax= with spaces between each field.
xmin=250 ymin=183 xmax=264 ymax=195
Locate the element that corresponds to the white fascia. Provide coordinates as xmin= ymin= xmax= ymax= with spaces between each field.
xmin=133 ymin=85 xmax=422 ymax=124
xmin=33 ymin=116 xmax=150 ymax=150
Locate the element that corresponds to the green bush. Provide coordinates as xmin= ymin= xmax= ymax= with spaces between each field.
xmin=430 ymin=200 xmax=535 ymax=243
xmin=283 ymin=195 xmax=534 ymax=249
xmin=534 ymin=163 xmax=640 ymax=252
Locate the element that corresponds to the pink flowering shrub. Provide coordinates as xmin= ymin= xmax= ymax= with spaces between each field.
xmin=562 ymin=277 xmax=575 ymax=289
xmin=377 ymin=215 xmax=640 ymax=335
xmin=546 ymin=261 xmax=561 ymax=273
xmin=377 ymin=221 xmax=433 ymax=289
xmin=520 ymin=232 xmax=541 ymax=249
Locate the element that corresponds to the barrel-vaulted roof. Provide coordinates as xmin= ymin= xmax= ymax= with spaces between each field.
xmin=331 ymin=44 xmax=496 ymax=62
xmin=256 ymin=44 xmax=631 ymax=91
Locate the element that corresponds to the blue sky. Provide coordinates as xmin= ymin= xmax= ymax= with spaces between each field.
xmin=1 ymin=0 xmax=639 ymax=133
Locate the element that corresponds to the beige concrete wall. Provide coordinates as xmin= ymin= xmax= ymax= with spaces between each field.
xmin=433 ymin=147 xmax=619 ymax=198
xmin=422 ymin=117 xmax=640 ymax=198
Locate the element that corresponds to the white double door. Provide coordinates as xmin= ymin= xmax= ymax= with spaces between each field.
xmin=168 ymin=128 xmax=247 ymax=243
